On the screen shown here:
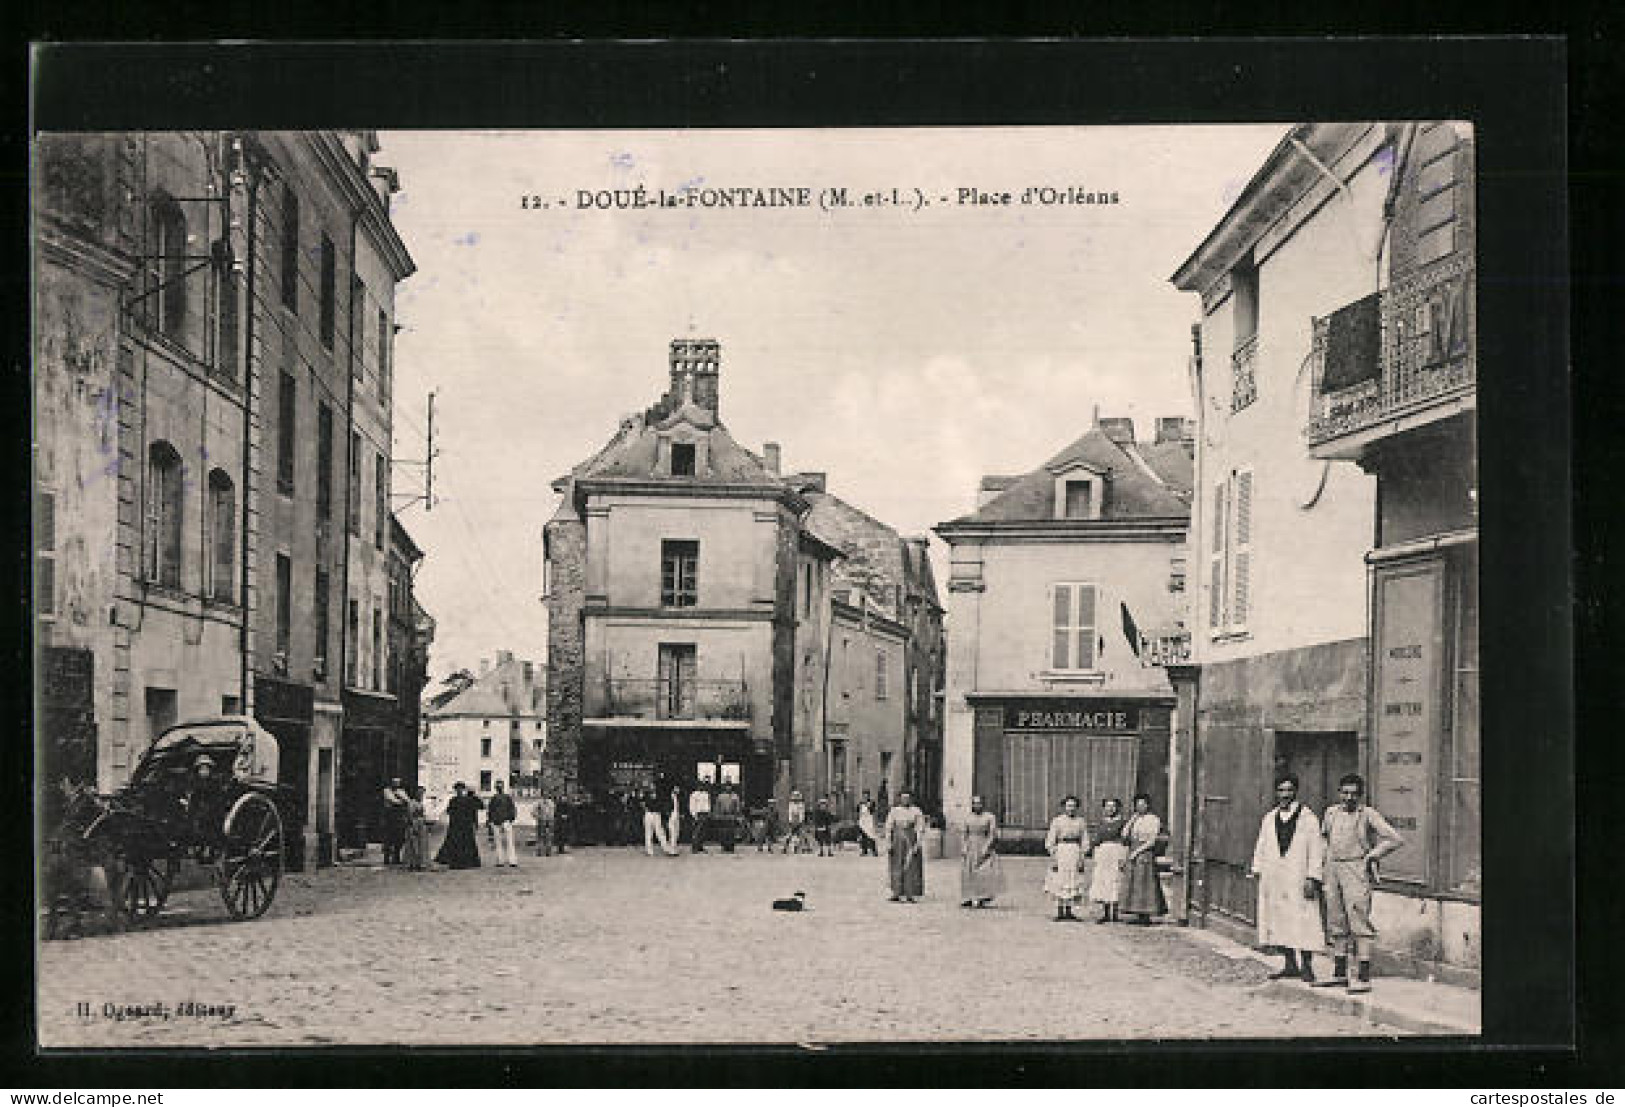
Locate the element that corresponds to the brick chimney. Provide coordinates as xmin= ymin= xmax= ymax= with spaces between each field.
xmin=978 ymin=475 xmax=1019 ymax=507
xmin=1098 ymin=417 xmax=1136 ymax=446
xmin=670 ymin=338 xmax=721 ymax=416
xmin=1155 ymin=417 xmax=1194 ymax=445
xmin=763 ymin=442 xmax=781 ymax=474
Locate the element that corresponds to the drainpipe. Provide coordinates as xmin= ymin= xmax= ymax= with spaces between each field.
xmin=237 ymin=138 xmax=260 ymax=712
xmin=337 ymin=178 xmax=362 ymax=845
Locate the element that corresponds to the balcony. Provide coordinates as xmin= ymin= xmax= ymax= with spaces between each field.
xmin=1307 ymin=255 xmax=1476 ymax=459
xmin=1139 ymin=629 xmax=1192 ymax=668
xmin=587 ymin=677 xmax=752 ymax=728
xmin=1230 ymin=333 xmax=1259 ymax=413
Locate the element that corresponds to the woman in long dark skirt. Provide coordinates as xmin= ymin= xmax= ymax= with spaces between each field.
xmin=883 ymin=790 xmax=928 ymax=903
xmin=435 ymin=781 xmax=484 ymax=869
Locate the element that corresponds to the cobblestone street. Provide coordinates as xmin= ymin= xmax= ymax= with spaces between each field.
xmin=38 ymin=842 xmax=1394 ymax=1046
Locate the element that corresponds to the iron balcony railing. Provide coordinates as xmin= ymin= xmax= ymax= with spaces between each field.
xmin=596 ymin=677 xmax=752 ymax=723
xmin=1139 ymin=630 xmax=1192 ymax=668
xmin=1307 ymin=254 xmax=1475 ymax=447
xmin=1230 ymin=333 xmax=1259 ymax=413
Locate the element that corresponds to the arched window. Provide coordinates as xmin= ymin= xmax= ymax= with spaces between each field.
xmin=144 ymin=442 xmax=184 ymax=588
xmin=207 ymin=469 xmax=235 ymax=603
xmin=148 ymin=193 xmax=189 ymax=339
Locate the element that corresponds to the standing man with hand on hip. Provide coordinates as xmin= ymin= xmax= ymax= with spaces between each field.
xmin=487 ymin=779 xmax=519 ymax=868
xmin=1248 ymin=774 xmax=1326 ymax=983
xmin=1317 ymin=773 xmax=1404 ymax=994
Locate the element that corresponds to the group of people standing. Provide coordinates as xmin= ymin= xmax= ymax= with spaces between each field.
xmin=1249 ymin=772 xmax=1404 ymax=994
xmin=1043 ymin=794 xmax=1167 ymax=924
xmin=378 ymin=778 xmax=430 ymax=870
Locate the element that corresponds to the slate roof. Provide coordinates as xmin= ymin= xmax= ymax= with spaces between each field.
xmin=943 ymin=424 xmax=1193 ymax=526
xmin=570 ymin=402 xmax=783 ymax=487
xmin=425 ymin=655 xmax=545 ymax=719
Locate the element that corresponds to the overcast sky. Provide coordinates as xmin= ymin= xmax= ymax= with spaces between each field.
xmin=379 ymin=125 xmax=1287 ymax=684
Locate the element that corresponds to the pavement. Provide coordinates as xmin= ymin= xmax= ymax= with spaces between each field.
xmin=36 ymin=837 xmax=1472 ymax=1047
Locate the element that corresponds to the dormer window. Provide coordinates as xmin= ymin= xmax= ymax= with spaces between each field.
xmin=671 ymin=442 xmax=695 ymax=476
xmin=1052 ymin=466 xmax=1105 ymax=520
xmin=1063 ymin=480 xmax=1094 ymax=519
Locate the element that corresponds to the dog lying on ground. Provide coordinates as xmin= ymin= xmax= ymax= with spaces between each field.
xmin=772 ymin=891 xmax=808 ymax=912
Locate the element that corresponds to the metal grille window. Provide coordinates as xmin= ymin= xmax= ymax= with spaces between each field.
xmin=374 ymin=453 xmax=387 ymax=550
xmin=319 ymin=235 xmax=336 ymax=349
xmin=207 ymin=470 xmax=235 ymax=603
xmin=35 ymin=490 xmax=55 ymax=618
xmin=277 ymin=372 xmax=296 ymax=494
xmin=660 ymin=540 xmax=699 ymax=608
xmin=275 ymin=554 xmax=292 ymax=661
xmin=348 ymin=431 xmax=362 ymax=534
xmin=316 ymin=402 xmax=333 ymax=519
xmin=314 ymin=569 xmax=330 ymax=678
xmin=144 ymin=442 xmax=184 ymax=589
xmin=1050 ymin=583 xmax=1098 ymax=671
xmin=377 ymin=309 xmax=391 ymax=400
xmin=280 ymin=188 xmax=299 ymax=311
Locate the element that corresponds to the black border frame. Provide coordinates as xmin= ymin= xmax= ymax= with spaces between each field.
xmin=11 ymin=36 xmax=1591 ymax=1086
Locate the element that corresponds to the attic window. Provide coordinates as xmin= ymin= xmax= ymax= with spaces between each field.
xmin=671 ymin=442 xmax=696 ymax=476
xmin=1063 ymin=480 xmax=1094 ymax=519
xmin=1055 ymin=472 xmax=1103 ymax=520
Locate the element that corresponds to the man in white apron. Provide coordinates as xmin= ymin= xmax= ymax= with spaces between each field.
xmin=1249 ymin=774 xmax=1327 ymax=983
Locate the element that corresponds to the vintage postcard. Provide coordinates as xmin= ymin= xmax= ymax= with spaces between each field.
xmin=33 ymin=114 xmax=1488 ymax=1047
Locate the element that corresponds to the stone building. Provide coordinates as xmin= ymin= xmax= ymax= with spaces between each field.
xmin=1171 ymin=121 xmax=1478 ymax=976
xmin=31 ymin=131 xmax=421 ymax=867
xmin=934 ymin=415 xmax=1194 ymax=846
xmin=543 ymin=339 xmax=944 ymax=820
xmin=420 ymin=653 xmax=546 ymax=819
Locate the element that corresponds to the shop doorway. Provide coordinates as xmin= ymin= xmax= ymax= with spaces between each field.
xmin=1273 ymin=731 xmax=1360 ymax=816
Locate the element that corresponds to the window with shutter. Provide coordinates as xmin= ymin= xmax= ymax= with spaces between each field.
xmin=35 ymin=490 xmax=56 ymax=618
xmin=1050 ymin=583 xmax=1098 ymax=670
xmin=1231 ymin=469 xmax=1254 ymax=631
xmin=1208 ymin=482 xmax=1227 ymax=633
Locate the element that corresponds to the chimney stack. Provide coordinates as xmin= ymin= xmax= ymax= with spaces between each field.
xmin=522 ymin=660 xmax=534 ymax=686
xmin=978 ymin=475 xmax=1019 ymax=507
xmin=479 ymin=657 xmax=491 ymax=678
xmin=1155 ymin=417 xmax=1195 ymax=445
xmin=1098 ymin=417 xmax=1136 ymax=446
xmin=763 ymin=442 xmax=781 ymax=474
xmin=497 ymin=649 xmax=513 ymax=667
xmin=669 ymin=338 xmax=721 ymax=416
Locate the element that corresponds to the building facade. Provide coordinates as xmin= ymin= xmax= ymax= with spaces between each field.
xmin=934 ymin=416 xmax=1194 ymax=846
xmin=1171 ymin=121 xmax=1478 ymax=974
xmin=35 ymin=134 xmax=251 ymax=803
xmin=543 ymin=339 xmax=944 ymax=823
xmin=32 ymin=131 xmax=420 ymax=868
xmin=420 ymin=653 xmax=546 ymax=820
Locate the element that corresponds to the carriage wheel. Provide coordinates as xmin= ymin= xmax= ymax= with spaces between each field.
xmin=117 ymin=856 xmax=171 ymax=922
xmin=218 ymin=793 xmax=283 ymax=920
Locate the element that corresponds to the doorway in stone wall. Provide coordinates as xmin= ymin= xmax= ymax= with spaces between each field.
xmin=1273 ymin=731 xmax=1360 ymax=817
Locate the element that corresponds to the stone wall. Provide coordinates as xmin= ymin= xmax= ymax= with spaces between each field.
xmin=543 ymin=514 xmax=587 ymax=796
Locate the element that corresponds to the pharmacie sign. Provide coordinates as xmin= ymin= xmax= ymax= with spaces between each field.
xmin=1004 ymin=702 xmax=1140 ymax=733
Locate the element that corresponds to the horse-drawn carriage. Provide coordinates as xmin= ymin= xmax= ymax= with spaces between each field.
xmin=43 ymin=717 xmax=294 ymax=936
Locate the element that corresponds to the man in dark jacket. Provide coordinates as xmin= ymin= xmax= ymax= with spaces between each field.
xmin=487 ymin=780 xmax=519 ymax=868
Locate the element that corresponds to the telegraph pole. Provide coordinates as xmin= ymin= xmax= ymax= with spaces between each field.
xmin=392 ymin=389 xmax=438 ymax=513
